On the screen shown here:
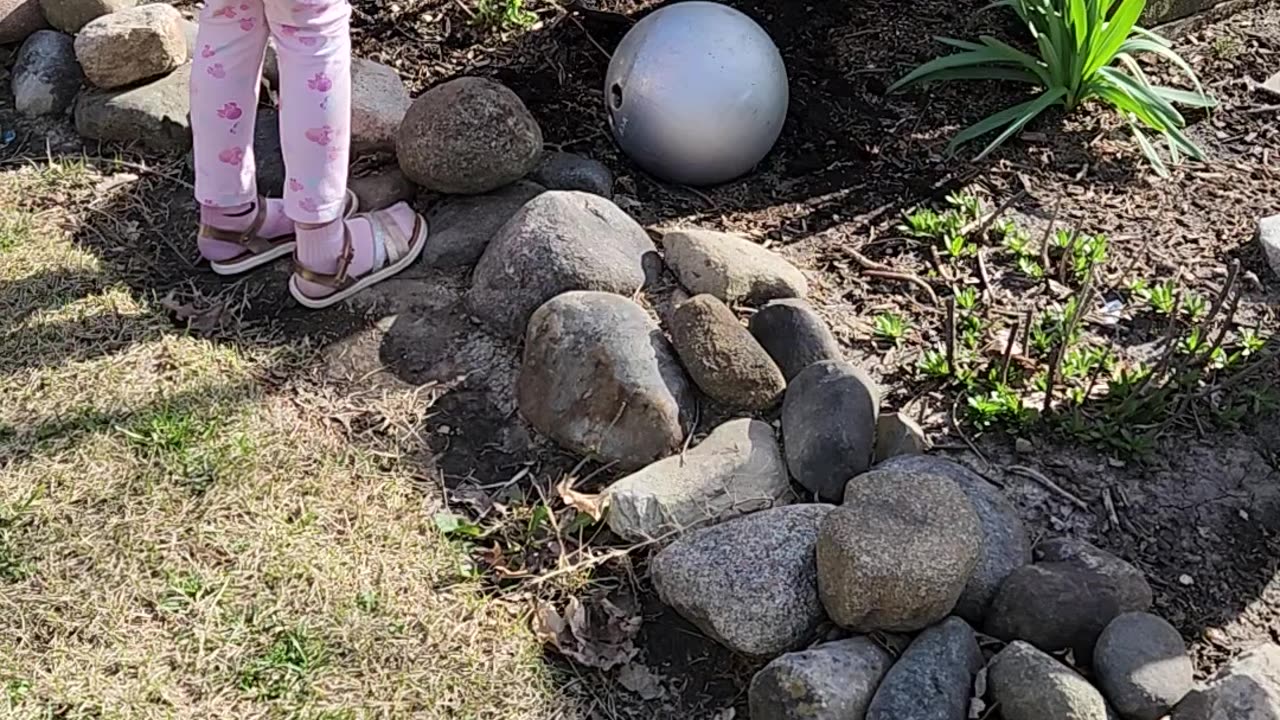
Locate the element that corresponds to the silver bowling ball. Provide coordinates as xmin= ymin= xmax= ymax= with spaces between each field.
xmin=604 ymin=1 xmax=789 ymax=186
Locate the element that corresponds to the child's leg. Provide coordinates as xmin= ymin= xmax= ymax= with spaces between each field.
xmin=191 ymin=0 xmax=293 ymax=261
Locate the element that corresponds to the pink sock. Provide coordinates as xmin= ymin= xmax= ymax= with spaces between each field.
xmin=198 ymin=199 xmax=295 ymax=262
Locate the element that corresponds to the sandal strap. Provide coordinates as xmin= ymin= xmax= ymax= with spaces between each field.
xmin=198 ymin=198 xmax=274 ymax=254
xmin=368 ymin=208 xmax=417 ymax=265
xmin=291 ymin=208 xmax=421 ymax=290
xmin=293 ymin=226 xmax=356 ymax=289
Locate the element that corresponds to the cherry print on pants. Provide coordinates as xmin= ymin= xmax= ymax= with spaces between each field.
xmin=305 ymin=126 xmax=334 ymax=146
xmin=299 ymin=197 xmax=320 ymax=214
xmin=307 ymin=72 xmax=332 ymax=92
xmin=212 ymin=6 xmax=236 ymax=18
xmin=201 ymin=44 xmax=215 ymax=58
xmin=207 ymin=64 xmax=227 ymax=79
xmin=218 ymin=147 xmax=245 ymax=166
xmin=289 ymin=178 xmax=305 ymax=193
xmin=217 ymin=102 xmax=243 ymax=120
xmin=239 ymin=17 xmax=254 ymax=31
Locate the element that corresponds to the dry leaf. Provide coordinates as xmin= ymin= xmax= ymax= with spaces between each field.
xmin=556 ymin=477 xmax=610 ymax=522
xmin=160 ymin=291 xmax=226 ymax=336
xmin=616 ymin=662 xmax=664 ymax=700
xmin=532 ymin=594 xmax=640 ymax=670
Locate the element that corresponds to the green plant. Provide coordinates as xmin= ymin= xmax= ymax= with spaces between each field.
xmin=955 ymin=287 xmax=980 ymax=312
xmin=1183 ymin=291 xmax=1207 ymax=321
xmin=943 ymin=232 xmax=974 ymax=259
xmin=1210 ymin=35 xmax=1241 ymax=60
xmin=920 ymin=349 xmax=951 ymax=378
xmin=889 ymin=0 xmax=1216 ymax=174
xmin=946 ymin=191 xmax=984 ymax=221
xmin=967 ymin=384 xmax=1032 ymax=428
xmin=238 ymin=626 xmax=331 ymax=701
xmin=874 ymin=313 xmax=909 ymax=344
xmin=475 ymin=0 xmax=537 ymax=30
xmin=1132 ymin=278 xmax=1178 ymax=315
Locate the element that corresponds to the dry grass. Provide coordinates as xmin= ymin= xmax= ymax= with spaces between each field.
xmin=0 ymin=160 xmax=576 ymax=719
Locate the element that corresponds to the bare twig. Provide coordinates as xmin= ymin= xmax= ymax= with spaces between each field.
xmin=846 ymin=247 xmax=941 ymax=305
xmin=1008 ymin=465 xmax=1090 ymax=511
xmin=945 ymin=296 xmax=957 ymax=376
xmin=999 ymin=317 xmax=1021 ymax=384
xmin=1043 ymin=270 xmax=1096 ymax=414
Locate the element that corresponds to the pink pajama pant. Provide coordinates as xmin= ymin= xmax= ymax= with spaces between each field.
xmin=191 ymin=0 xmax=352 ymax=224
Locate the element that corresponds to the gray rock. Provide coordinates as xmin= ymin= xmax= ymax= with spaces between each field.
xmin=75 ymin=63 xmax=190 ymax=152
xmin=651 ymin=504 xmax=834 ymax=656
xmin=0 ymin=0 xmax=47 ymax=44
xmin=12 ymin=29 xmax=81 ymax=117
xmin=528 ymin=150 xmax=613 ymax=198
xmin=1095 ymin=612 xmax=1193 ymax=720
xmin=876 ymin=454 xmax=1031 ymax=625
xmin=781 ymin=360 xmax=879 ymax=499
xmin=866 ymin=617 xmax=983 ymax=720
xmin=818 ymin=469 xmax=981 ymax=632
xmin=351 ymin=58 xmax=410 ymax=153
xmin=1171 ymin=643 xmax=1280 ymax=720
xmin=396 ymin=76 xmax=542 ymax=194
xmin=74 ymin=3 xmax=184 ymax=89
xmin=749 ymin=637 xmax=894 ymax=720
xmin=874 ymin=412 xmax=930 ymax=462
xmin=39 ymin=0 xmax=134 ymax=33
xmin=467 ymin=190 xmax=658 ymax=338
xmin=748 ymin=298 xmax=843 ymax=380
xmin=517 ymin=291 xmax=693 ymax=471
xmin=1258 ymin=214 xmax=1280 ymax=279
xmin=605 ymin=418 xmax=790 ymax=541
xmin=424 ymin=180 xmax=543 ymax=268
xmin=990 ymin=641 xmax=1109 ymax=720
xmin=985 ymin=563 xmax=1129 ymax=660
xmin=1035 ymin=539 xmax=1154 ymax=614
xmin=348 ymin=169 xmax=416 ymax=212
xmin=669 ymin=294 xmax=786 ymax=410
xmin=664 ymin=228 xmax=809 ymax=305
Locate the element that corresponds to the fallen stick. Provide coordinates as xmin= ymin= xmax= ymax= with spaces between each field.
xmin=1008 ymin=465 xmax=1090 ymax=511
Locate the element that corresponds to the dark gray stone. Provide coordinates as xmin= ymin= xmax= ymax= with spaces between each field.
xmin=818 ymin=470 xmax=981 ymax=632
xmin=529 ymin=150 xmax=613 ymax=198
xmin=1036 ymin=539 xmax=1154 ymax=615
xmin=467 ymin=190 xmax=658 ymax=338
xmin=750 ymin=637 xmax=894 ymax=720
xmin=748 ymin=298 xmax=843 ymax=380
xmin=985 ymin=563 xmax=1130 ymax=660
xmin=873 ymin=412 xmax=930 ymax=462
xmin=664 ymin=228 xmax=809 ymax=305
xmin=12 ymin=29 xmax=80 ymax=117
xmin=652 ymin=504 xmax=835 ymax=656
xmin=1095 ymin=612 xmax=1193 ymax=720
xmin=39 ymin=0 xmax=135 ymax=33
xmin=990 ymin=641 xmax=1109 ymax=720
xmin=782 ymin=360 xmax=879 ymax=500
xmin=669 ymin=294 xmax=786 ymax=410
xmin=877 ymin=455 xmax=1031 ymax=625
xmin=0 ymin=0 xmax=48 ymax=44
xmin=75 ymin=64 xmax=190 ymax=152
xmin=866 ymin=617 xmax=983 ymax=720
xmin=1171 ymin=643 xmax=1280 ymax=720
xmin=424 ymin=180 xmax=542 ymax=268
xmin=348 ymin=168 xmax=416 ymax=212
xmin=517 ymin=291 xmax=693 ymax=471
xmin=396 ymin=76 xmax=542 ymax=194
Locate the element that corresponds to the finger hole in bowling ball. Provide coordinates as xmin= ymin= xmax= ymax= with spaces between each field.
xmin=610 ymin=83 xmax=624 ymax=110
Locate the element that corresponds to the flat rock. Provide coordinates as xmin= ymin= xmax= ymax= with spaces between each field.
xmin=0 ymin=0 xmax=47 ymax=44
xmin=605 ymin=418 xmax=790 ymax=541
xmin=748 ymin=298 xmax=843 ymax=380
xmin=517 ymin=291 xmax=693 ymax=470
xmin=424 ymin=180 xmax=543 ymax=268
xmin=651 ymin=504 xmax=834 ymax=656
xmin=1258 ymin=214 xmax=1280 ymax=278
xmin=669 ymin=294 xmax=786 ymax=410
xmin=397 ymin=76 xmax=542 ymax=194
xmin=74 ymin=3 xmax=184 ymax=89
xmin=1036 ymin=538 xmax=1154 ymax=613
xmin=529 ymin=150 xmax=613 ymax=197
xmin=348 ymin=168 xmax=415 ymax=212
xmin=76 ymin=63 xmax=190 ymax=152
xmin=990 ymin=641 xmax=1109 ymax=720
xmin=39 ymin=0 xmax=134 ymax=33
xmin=876 ymin=454 xmax=1031 ymax=625
xmin=351 ymin=58 xmax=410 ymax=153
xmin=866 ymin=617 xmax=983 ymax=720
xmin=818 ymin=469 xmax=981 ymax=632
xmin=985 ymin=563 xmax=1132 ymax=660
xmin=12 ymin=29 xmax=81 ymax=117
xmin=781 ymin=360 xmax=879 ymax=499
xmin=1171 ymin=643 xmax=1280 ymax=719
xmin=664 ymin=228 xmax=809 ymax=305
xmin=467 ymin=190 xmax=658 ymax=337
xmin=1095 ymin=612 xmax=1193 ymax=720
xmin=874 ymin=412 xmax=930 ymax=462
xmin=749 ymin=637 xmax=894 ymax=720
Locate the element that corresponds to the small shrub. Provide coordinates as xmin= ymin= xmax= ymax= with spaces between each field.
xmin=874 ymin=313 xmax=909 ymax=344
xmin=475 ymin=0 xmax=537 ymax=30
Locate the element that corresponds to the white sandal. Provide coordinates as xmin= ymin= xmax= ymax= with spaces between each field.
xmin=287 ymin=205 xmax=428 ymax=310
xmin=206 ymin=189 xmax=359 ymax=276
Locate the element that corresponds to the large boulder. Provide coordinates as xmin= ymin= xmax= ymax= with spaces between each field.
xmin=424 ymin=180 xmax=543 ymax=268
xmin=351 ymin=58 xmax=411 ymax=153
xmin=663 ymin=228 xmax=808 ymax=305
xmin=75 ymin=64 xmax=190 ymax=152
xmin=74 ymin=3 xmax=184 ymax=89
xmin=669 ymin=294 xmax=786 ymax=410
xmin=781 ymin=360 xmax=879 ymax=500
xmin=0 ymin=0 xmax=47 ymax=44
xmin=517 ymin=291 xmax=693 ymax=471
xmin=604 ymin=418 xmax=790 ymax=541
xmin=749 ymin=637 xmax=894 ymax=720
xmin=1035 ymin=538 xmax=1154 ymax=612
xmin=1171 ymin=643 xmax=1280 ymax=719
xmin=467 ymin=190 xmax=658 ymax=338
xmin=396 ymin=76 xmax=542 ymax=194
xmin=651 ymin=504 xmax=834 ymax=656
xmin=529 ymin=150 xmax=613 ymax=198
xmin=818 ymin=469 xmax=981 ymax=632
xmin=12 ymin=29 xmax=81 ymax=117
xmin=991 ymin=641 xmax=1110 ymax=720
xmin=876 ymin=454 xmax=1031 ymax=624
xmin=748 ymin=297 xmax=843 ymax=380
xmin=39 ymin=0 xmax=134 ymax=33
xmin=1094 ymin=612 xmax=1193 ymax=720
xmin=866 ymin=617 xmax=983 ymax=720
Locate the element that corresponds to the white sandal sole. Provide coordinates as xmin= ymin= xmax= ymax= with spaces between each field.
xmin=208 ymin=190 xmax=360 ymax=276
xmin=287 ymin=215 xmax=428 ymax=310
